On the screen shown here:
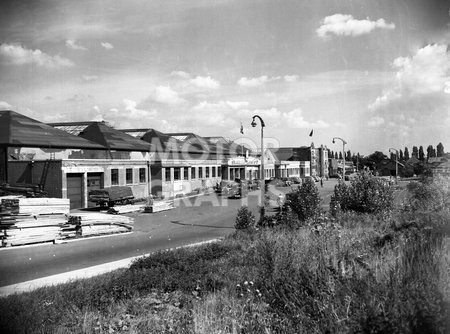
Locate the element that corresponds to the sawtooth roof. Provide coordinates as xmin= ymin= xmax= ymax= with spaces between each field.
xmin=0 ymin=110 xmax=104 ymax=149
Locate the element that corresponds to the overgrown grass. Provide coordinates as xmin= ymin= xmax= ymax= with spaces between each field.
xmin=1 ymin=179 xmax=449 ymax=333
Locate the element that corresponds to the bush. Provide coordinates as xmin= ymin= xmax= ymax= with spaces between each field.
xmin=235 ymin=206 xmax=256 ymax=230
xmin=286 ymin=178 xmax=322 ymax=222
xmin=405 ymin=176 xmax=450 ymax=212
xmin=331 ymin=171 xmax=394 ymax=215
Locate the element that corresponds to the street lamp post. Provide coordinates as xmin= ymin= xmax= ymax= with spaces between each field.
xmin=252 ymin=115 xmax=265 ymax=220
xmin=332 ymin=137 xmax=347 ymax=181
xmin=389 ymin=148 xmax=399 ymax=183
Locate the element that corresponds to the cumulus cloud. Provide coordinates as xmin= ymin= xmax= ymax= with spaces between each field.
xmin=317 ymin=14 xmax=395 ymax=38
xmin=367 ymin=116 xmax=385 ymax=127
xmin=0 ymin=101 xmax=12 ymax=110
xmin=65 ymin=39 xmax=88 ymax=51
xmin=100 ymin=42 xmax=114 ymax=50
xmin=190 ymin=76 xmax=220 ymax=89
xmin=0 ymin=43 xmax=74 ymax=69
xmin=171 ymin=70 xmax=191 ymax=79
xmin=284 ymin=75 xmax=299 ymax=82
xmin=226 ymin=101 xmax=249 ymax=110
xmin=82 ymin=75 xmax=99 ymax=81
xmin=238 ymin=76 xmax=270 ymax=87
xmin=191 ymin=100 xmax=249 ymax=113
xmin=152 ymin=85 xmax=185 ymax=105
xmin=282 ymin=109 xmax=330 ymax=129
xmin=369 ymin=44 xmax=450 ymax=112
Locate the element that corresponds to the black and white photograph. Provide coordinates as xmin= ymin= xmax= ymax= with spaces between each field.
xmin=0 ymin=0 xmax=449 ymax=332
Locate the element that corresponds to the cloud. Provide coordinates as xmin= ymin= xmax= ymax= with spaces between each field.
xmin=284 ymin=75 xmax=299 ymax=82
xmin=152 ymin=85 xmax=185 ymax=105
xmin=238 ymin=76 xmax=270 ymax=87
xmin=317 ymin=14 xmax=395 ymax=38
xmin=369 ymin=44 xmax=450 ymax=113
xmin=367 ymin=116 xmax=385 ymax=127
xmin=0 ymin=101 xmax=12 ymax=110
xmin=0 ymin=43 xmax=74 ymax=69
xmin=100 ymin=42 xmax=114 ymax=50
xmin=65 ymin=39 xmax=88 ymax=51
xmin=226 ymin=101 xmax=249 ymax=110
xmin=190 ymin=76 xmax=220 ymax=89
xmin=171 ymin=70 xmax=191 ymax=79
xmin=282 ymin=109 xmax=330 ymax=129
xmin=82 ymin=75 xmax=99 ymax=81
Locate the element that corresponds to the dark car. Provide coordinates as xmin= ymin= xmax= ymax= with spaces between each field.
xmin=289 ymin=176 xmax=302 ymax=184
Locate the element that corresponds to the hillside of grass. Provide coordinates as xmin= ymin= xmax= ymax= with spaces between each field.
xmin=0 ymin=174 xmax=449 ymax=333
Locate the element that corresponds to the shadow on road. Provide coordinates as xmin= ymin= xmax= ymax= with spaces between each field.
xmin=170 ymin=220 xmax=235 ymax=229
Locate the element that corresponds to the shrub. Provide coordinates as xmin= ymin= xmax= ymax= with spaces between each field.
xmin=235 ymin=206 xmax=256 ymax=230
xmin=405 ymin=176 xmax=450 ymax=212
xmin=286 ymin=178 xmax=322 ymax=222
xmin=331 ymin=171 xmax=394 ymax=215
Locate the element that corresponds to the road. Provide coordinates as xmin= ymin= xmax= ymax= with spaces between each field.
xmin=0 ymin=180 xmax=337 ymax=288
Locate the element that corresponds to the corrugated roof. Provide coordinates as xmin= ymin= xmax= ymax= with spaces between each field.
xmin=78 ymin=122 xmax=151 ymax=152
xmin=0 ymin=110 xmax=105 ymax=149
xmin=141 ymin=129 xmax=187 ymax=152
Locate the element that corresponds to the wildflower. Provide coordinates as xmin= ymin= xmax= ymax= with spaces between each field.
xmin=244 ymin=281 xmax=248 ymax=286
xmin=249 ymin=281 xmax=254 ymax=286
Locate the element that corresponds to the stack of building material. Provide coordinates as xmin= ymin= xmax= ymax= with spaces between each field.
xmin=0 ymin=197 xmax=69 ymax=247
xmin=67 ymin=212 xmax=133 ymax=237
xmin=143 ymin=200 xmax=174 ymax=213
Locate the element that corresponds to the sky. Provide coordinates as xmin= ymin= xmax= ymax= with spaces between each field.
xmin=0 ymin=0 xmax=449 ymax=156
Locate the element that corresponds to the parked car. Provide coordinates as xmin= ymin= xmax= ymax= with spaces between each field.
xmin=289 ymin=176 xmax=302 ymax=184
xmin=223 ymin=179 xmax=248 ymax=198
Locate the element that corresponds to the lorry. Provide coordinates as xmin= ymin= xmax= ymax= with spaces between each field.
xmin=88 ymin=186 xmax=135 ymax=207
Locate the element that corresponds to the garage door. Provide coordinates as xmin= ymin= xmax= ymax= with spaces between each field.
xmin=67 ymin=174 xmax=83 ymax=209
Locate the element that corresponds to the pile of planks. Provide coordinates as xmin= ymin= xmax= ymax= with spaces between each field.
xmin=0 ymin=197 xmax=70 ymax=247
xmin=143 ymin=200 xmax=174 ymax=213
xmin=67 ymin=212 xmax=133 ymax=237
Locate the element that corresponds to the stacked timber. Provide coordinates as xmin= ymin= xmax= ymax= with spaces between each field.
xmin=0 ymin=197 xmax=69 ymax=247
xmin=67 ymin=212 xmax=133 ymax=237
xmin=144 ymin=200 xmax=174 ymax=213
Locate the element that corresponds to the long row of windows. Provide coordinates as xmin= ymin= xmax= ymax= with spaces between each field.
xmin=164 ymin=166 xmax=221 ymax=182
xmin=111 ymin=167 xmax=146 ymax=186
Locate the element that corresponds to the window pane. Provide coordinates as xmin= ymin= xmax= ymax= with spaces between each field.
xmin=174 ymin=167 xmax=180 ymax=180
xmin=191 ymin=167 xmax=196 ymax=179
xmin=205 ymin=166 xmax=210 ymax=178
xmin=165 ymin=168 xmax=171 ymax=181
xmin=111 ymin=169 xmax=119 ymax=185
xmin=126 ymin=168 xmax=133 ymax=184
xmin=212 ymin=166 xmax=216 ymax=177
xmin=184 ymin=167 xmax=189 ymax=180
xmin=139 ymin=168 xmax=146 ymax=183
xmin=199 ymin=167 xmax=203 ymax=178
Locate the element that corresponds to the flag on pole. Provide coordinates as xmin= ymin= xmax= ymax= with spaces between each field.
xmin=240 ymin=122 xmax=244 ymax=134
xmin=309 ymin=129 xmax=313 ymax=137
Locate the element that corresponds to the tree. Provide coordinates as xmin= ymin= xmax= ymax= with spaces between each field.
xmin=335 ymin=152 xmax=338 ymax=159
xmin=418 ymin=146 xmax=425 ymax=161
xmin=339 ymin=151 xmax=343 ymax=160
xmin=427 ymin=145 xmax=436 ymax=160
xmin=412 ymin=146 xmax=418 ymax=158
xmin=346 ymin=150 xmax=352 ymax=161
xmin=390 ymin=152 xmax=395 ymax=161
xmin=404 ymin=147 xmax=410 ymax=160
xmin=437 ymin=142 xmax=444 ymax=157
xmin=399 ymin=149 xmax=404 ymax=161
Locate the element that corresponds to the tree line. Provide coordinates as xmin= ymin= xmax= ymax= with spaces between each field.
xmin=328 ymin=142 xmax=445 ymax=174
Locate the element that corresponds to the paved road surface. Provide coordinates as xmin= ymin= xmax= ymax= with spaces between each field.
xmin=0 ymin=180 xmax=338 ymax=288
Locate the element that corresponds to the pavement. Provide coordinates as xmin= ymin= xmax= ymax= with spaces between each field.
xmin=0 ymin=180 xmax=338 ymax=297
